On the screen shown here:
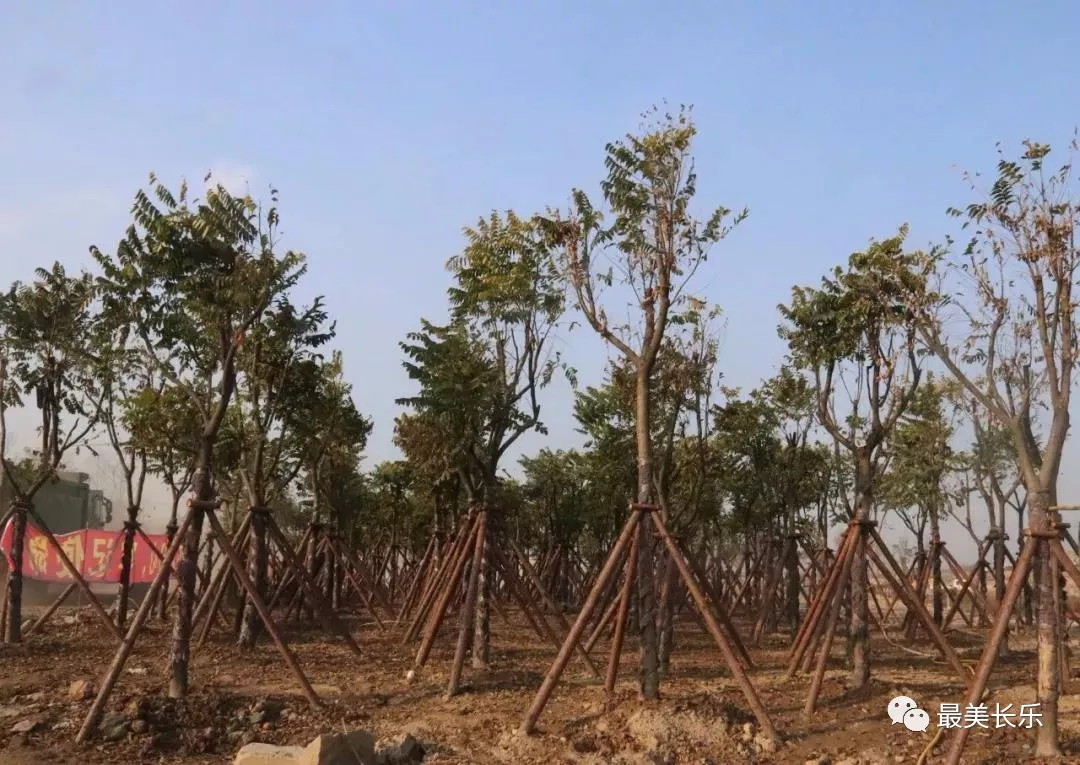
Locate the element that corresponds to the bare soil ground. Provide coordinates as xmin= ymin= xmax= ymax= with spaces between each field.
xmin=0 ymin=607 xmax=1078 ymax=764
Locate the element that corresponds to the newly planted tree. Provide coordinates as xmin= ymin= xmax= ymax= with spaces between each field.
xmin=93 ymin=176 xmax=306 ymax=697
xmin=779 ymin=228 xmax=927 ymax=690
xmin=232 ymin=297 xmax=335 ymax=647
xmin=879 ymin=377 xmax=956 ymax=624
xmin=122 ymin=384 xmax=200 ymax=619
xmin=297 ymin=352 xmax=372 ymax=537
xmin=89 ymin=316 xmax=153 ymax=629
xmin=0 ymin=263 xmax=104 ymax=643
xmin=917 ymin=140 xmax=1079 ymax=756
xmin=965 ymin=400 xmax=1023 ymax=635
xmin=399 ymin=211 xmax=564 ymax=677
xmin=758 ymin=366 xmax=827 ymax=631
xmin=542 ymin=105 xmax=746 ymax=698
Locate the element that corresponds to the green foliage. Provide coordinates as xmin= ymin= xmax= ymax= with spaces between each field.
xmin=543 ymin=104 xmax=746 ymax=375
xmin=122 ymin=384 xmax=201 ymax=490
xmin=520 ymin=449 xmax=593 ymax=547
xmin=779 ymin=230 xmax=929 ymax=369
xmin=397 ymin=318 xmax=501 ymax=484
xmin=924 ymin=138 xmax=1079 ymax=494
xmin=397 ymin=210 xmax=566 ymax=500
xmin=448 ymin=211 xmax=563 ymax=333
xmin=230 ymin=294 xmax=338 ymax=506
xmin=0 ymin=262 xmax=103 ymax=494
xmin=880 ymin=375 xmax=957 ymax=520
xmin=779 ymin=230 xmax=929 ymax=464
xmin=92 ymin=175 xmax=306 ymax=432
xmin=710 ymin=391 xmax=783 ymax=532
xmin=291 ymin=352 xmax=372 ymax=530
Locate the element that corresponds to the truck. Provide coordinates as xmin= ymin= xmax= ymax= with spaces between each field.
xmin=0 ymin=470 xmax=112 ymax=533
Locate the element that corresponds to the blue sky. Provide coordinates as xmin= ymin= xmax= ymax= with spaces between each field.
xmin=1 ymin=1 xmax=1078 ymax=555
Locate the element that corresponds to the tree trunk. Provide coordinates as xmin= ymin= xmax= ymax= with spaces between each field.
xmin=634 ymin=370 xmax=659 ymax=700
xmin=324 ymin=540 xmax=336 ymax=606
xmin=472 ymin=518 xmax=491 ymax=671
xmin=849 ymin=448 xmax=872 ymax=691
xmin=657 ymin=552 xmax=677 ymax=678
xmin=159 ymin=498 xmax=181 ymax=620
xmin=1028 ymin=488 xmax=1061 ymax=757
xmin=238 ymin=507 xmax=269 ymax=648
xmin=991 ymin=525 xmax=1007 ymax=654
xmin=1018 ymin=505 xmax=1033 ymax=626
xmin=930 ymin=511 xmax=943 ymax=626
xmin=117 ymin=511 xmax=139 ymax=630
xmin=784 ymin=534 xmax=800 ymax=634
xmin=3 ymin=504 xmax=28 ymax=643
xmin=304 ymin=526 xmax=320 ymax=622
xmin=169 ymin=443 xmax=211 ymax=699
xmin=201 ymin=535 xmax=215 ymax=596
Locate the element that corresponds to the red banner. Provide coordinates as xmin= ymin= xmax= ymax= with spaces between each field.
xmin=0 ymin=520 xmax=169 ymax=584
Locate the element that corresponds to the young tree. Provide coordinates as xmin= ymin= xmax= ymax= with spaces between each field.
xmin=879 ymin=376 xmax=955 ymax=624
xmin=0 ymin=263 xmax=103 ymax=643
xmin=942 ymin=382 xmax=1025 ymax=639
xmin=93 ymin=176 xmax=305 ymax=697
xmin=541 ymin=105 xmax=746 ymax=699
xmin=398 ymin=211 xmax=564 ymax=672
xmin=122 ymin=384 xmax=200 ymax=619
xmin=758 ymin=366 xmax=827 ymax=631
xmin=297 ymin=352 xmax=372 ymax=537
xmin=779 ymin=228 xmax=927 ymax=690
xmin=231 ymin=297 xmax=335 ymax=648
xmin=90 ymin=318 xmax=153 ymax=630
xmin=917 ymin=139 xmax=1079 ymax=755
xmin=392 ymin=411 xmax=461 ymax=540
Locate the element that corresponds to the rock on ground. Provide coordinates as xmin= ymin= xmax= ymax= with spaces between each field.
xmin=376 ymin=733 xmax=426 ymax=764
xmin=234 ymin=729 xmax=384 ymax=765
xmin=301 ymin=730 xmax=376 ymax=764
xmin=234 ymin=742 xmax=305 ymax=765
xmin=233 ymin=728 xmax=431 ymax=765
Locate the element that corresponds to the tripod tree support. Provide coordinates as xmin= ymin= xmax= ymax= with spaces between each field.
xmin=943 ymin=523 xmax=1080 ymax=765
xmin=519 ymin=504 xmax=780 ymax=748
xmin=446 ymin=510 xmax=487 ymax=697
xmin=76 ymin=500 xmax=328 ymax=743
xmin=77 ymin=507 xmax=195 ymax=742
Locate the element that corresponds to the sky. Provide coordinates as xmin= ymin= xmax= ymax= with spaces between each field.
xmin=1 ymin=1 xmax=1078 ymax=561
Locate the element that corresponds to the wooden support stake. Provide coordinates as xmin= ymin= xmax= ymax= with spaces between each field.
xmin=76 ymin=508 xmax=194 ymax=742
xmin=519 ymin=509 xmax=642 ymax=735
xmin=203 ymin=509 xmax=321 ymax=707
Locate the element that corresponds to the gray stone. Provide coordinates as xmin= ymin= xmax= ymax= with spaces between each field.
xmin=100 ymin=714 xmax=130 ymax=742
xmin=376 ymin=733 xmax=426 ymax=764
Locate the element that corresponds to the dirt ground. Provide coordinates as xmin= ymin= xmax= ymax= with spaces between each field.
xmin=0 ymin=605 xmax=1078 ymax=764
